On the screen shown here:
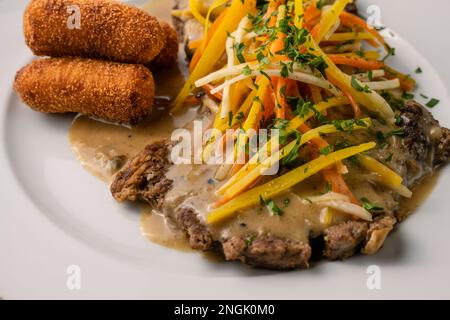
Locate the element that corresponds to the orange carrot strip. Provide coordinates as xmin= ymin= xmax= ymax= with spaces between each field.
xmin=202 ymin=84 xmax=223 ymax=101
xmin=300 ymin=124 xmax=359 ymax=204
xmin=340 ymin=12 xmax=386 ymax=48
xmin=328 ymin=54 xmax=385 ymax=70
xmin=304 ymin=2 xmax=321 ymax=25
xmin=188 ymin=39 xmax=203 ymax=50
xmin=327 ymin=74 xmax=362 ymax=118
xmin=384 ymin=66 xmax=416 ymax=92
xmin=189 ymin=10 xmax=227 ymax=72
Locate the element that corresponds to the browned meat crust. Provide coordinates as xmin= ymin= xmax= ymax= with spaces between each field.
xmin=110 ymin=141 xmax=173 ymax=207
xmin=24 ymin=0 xmax=165 ymax=64
xmin=362 ymin=215 xmax=396 ymax=255
xmin=401 ymin=101 xmax=450 ymax=172
xmin=322 ymin=215 xmax=397 ymax=260
xmin=323 ymin=221 xmax=368 ymax=260
xmin=14 ymin=57 xmax=154 ymax=124
xmin=175 ymin=207 xmax=214 ymax=251
xmin=150 ymin=22 xmax=179 ymax=69
xmin=223 ymin=235 xmax=312 ymax=270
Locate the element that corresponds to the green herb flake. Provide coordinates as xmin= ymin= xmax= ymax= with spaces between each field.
xmin=351 ymin=76 xmax=371 ymax=93
xmin=361 ymin=197 xmax=384 ymax=213
xmin=260 ymin=196 xmax=284 ymax=216
xmin=242 ymin=65 xmax=252 ymax=76
xmin=402 ymin=92 xmax=414 ymax=100
xmin=426 ymin=98 xmax=440 ymax=108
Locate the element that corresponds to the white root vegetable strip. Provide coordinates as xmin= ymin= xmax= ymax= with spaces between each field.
xmin=352 ymin=70 xmax=385 ymax=81
xmin=195 ymin=62 xmax=312 ymax=87
xmin=364 ymin=79 xmax=400 ymax=91
xmin=211 ymin=69 xmax=341 ymax=96
xmin=220 ymin=16 xmax=250 ymax=118
xmin=305 ymin=192 xmax=350 ymax=203
xmin=318 ymin=201 xmax=372 ymax=221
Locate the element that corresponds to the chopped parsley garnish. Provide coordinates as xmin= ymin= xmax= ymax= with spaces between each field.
xmin=402 ymin=92 xmax=414 ymax=100
xmin=385 ymin=153 xmax=393 ymax=162
xmin=320 ymin=145 xmax=333 ymax=155
xmin=242 ymin=65 xmax=252 ymax=76
xmin=351 ymin=76 xmax=371 ymax=93
xmin=316 ymin=0 xmax=327 ymax=9
xmin=234 ymin=42 xmax=246 ymax=64
xmin=245 ymin=235 xmax=256 ymax=246
xmin=368 ymin=70 xmax=373 ymax=81
xmin=260 ymin=196 xmax=284 ymax=216
xmin=332 ymin=119 xmax=368 ymax=133
xmin=415 ymin=67 xmax=422 ymax=74
xmin=361 ymin=197 xmax=384 ymax=213
xmin=382 ymin=46 xmax=396 ymax=62
xmin=322 ymin=182 xmax=332 ymax=194
xmin=426 ymin=98 xmax=440 ymax=108
xmin=280 ymin=61 xmax=293 ymax=78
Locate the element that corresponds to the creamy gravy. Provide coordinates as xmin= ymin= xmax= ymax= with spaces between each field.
xmin=163 ymin=164 xmax=328 ymax=244
xmin=140 ymin=205 xmax=192 ymax=251
xmin=396 ymin=173 xmax=439 ymax=222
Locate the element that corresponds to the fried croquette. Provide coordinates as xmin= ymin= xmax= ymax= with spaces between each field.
xmin=24 ymin=0 xmax=165 ymax=64
xmin=14 ymin=57 xmax=155 ymax=124
xmin=150 ymin=21 xmax=179 ymax=69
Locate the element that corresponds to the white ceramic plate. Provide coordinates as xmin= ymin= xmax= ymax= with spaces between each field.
xmin=1 ymin=0 xmax=450 ymax=299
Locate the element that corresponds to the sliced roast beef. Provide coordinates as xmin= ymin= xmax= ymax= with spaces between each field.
xmin=110 ymin=141 xmax=173 ymax=208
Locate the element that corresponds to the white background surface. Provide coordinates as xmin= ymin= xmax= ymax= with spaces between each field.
xmin=1 ymin=0 xmax=450 ymax=299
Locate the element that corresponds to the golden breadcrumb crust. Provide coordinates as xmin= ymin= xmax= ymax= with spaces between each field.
xmin=24 ymin=0 xmax=165 ymax=64
xmin=150 ymin=21 xmax=179 ymax=69
xmin=14 ymin=57 xmax=155 ymax=124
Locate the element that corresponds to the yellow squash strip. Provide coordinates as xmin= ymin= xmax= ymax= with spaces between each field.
xmin=333 ymin=51 xmax=380 ymax=61
xmin=304 ymin=36 xmax=395 ymax=120
xmin=242 ymin=77 xmax=270 ymax=131
xmin=294 ymin=0 xmax=304 ymax=28
xmin=314 ymin=0 xmax=352 ymax=43
xmin=217 ymin=136 xmax=278 ymax=195
xmin=301 ymin=118 xmax=372 ymax=143
xmin=287 ymin=96 xmax=349 ymax=132
xmin=208 ymin=142 xmax=377 ymax=224
xmin=218 ymin=88 xmax=256 ymax=131
xmin=230 ymin=77 xmax=270 ymax=170
xmin=218 ymin=118 xmax=372 ymax=198
xmin=203 ymin=0 xmax=229 ymax=48
xmin=327 ymin=32 xmax=375 ymax=42
xmin=358 ymin=155 xmax=403 ymax=187
xmin=219 ymin=140 xmax=298 ymax=201
xmin=173 ymin=0 xmax=252 ymax=111
xmin=189 ymin=0 xmax=210 ymax=27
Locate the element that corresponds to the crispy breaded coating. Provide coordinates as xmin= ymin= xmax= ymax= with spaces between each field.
xmin=24 ymin=0 xmax=165 ymax=64
xmin=150 ymin=21 xmax=179 ymax=69
xmin=14 ymin=57 xmax=155 ymax=124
